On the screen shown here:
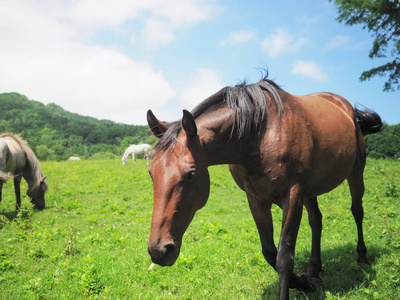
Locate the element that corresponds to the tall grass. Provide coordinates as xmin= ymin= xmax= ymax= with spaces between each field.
xmin=0 ymin=159 xmax=399 ymax=299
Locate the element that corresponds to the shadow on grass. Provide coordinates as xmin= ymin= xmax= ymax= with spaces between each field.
xmin=0 ymin=204 xmax=46 ymax=228
xmin=0 ymin=209 xmax=19 ymax=223
xmin=261 ymin=243 xmax=387 ymax=299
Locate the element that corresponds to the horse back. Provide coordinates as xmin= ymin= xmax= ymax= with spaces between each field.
xmin=0 ymin=136 xmax=26 ymax=174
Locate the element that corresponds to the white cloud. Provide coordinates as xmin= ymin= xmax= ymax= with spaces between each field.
xmin=178 ymin=69 xmax=225 ymax=111
xmin=220 ymin=30 xmax=255 ymax=46
xmin=68 ymin=0 xmax=217 ymax=48
xmin=322 ymin=35 xmax=370 ymax=52
xmin=68 ymin=0 xmax=142 ymax=28
xmin=0 ymin=0 xmax=218 ymax=124
xmin=261 ymin=29 xmax=307 ymax=58
xmin=141 ymin=18 xmax=175 ymax=48
xmin=322 ymin=35 xmax=351 ymax=51
xmin=291 ymin=60 xmax=328 ymax=82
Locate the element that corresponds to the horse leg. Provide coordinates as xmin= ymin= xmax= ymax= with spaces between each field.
xmin=347 ymin=167 xmax=369 ymax=265
xmin=247 ymin=195 xmax=277 ymax=269
xmin=276 ymin=184 xmax=309 ymax=299
xmin=14 ymin=176 xmax=22 ymax=210
xmin=0 ymin=180 xmax=3 ymax=203
xmin=303 ymin=196 xmax=323 ymax=289
xmin=132 ymin=153 xmax=137 ymax=164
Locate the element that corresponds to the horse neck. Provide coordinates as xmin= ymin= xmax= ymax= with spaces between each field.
xmin=196 ymin=108 xmax=254 ymax=166
xmin=22 ymin=149 xmax=43 ymax=189
xmin=123 ymin=147 xmax=133 ymax=157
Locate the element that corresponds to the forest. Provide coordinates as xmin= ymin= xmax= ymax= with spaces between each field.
xmin=0 ymin=93 xmax=157 ymax=161
xmin=0 ymin=92 xmax=399 ymax=160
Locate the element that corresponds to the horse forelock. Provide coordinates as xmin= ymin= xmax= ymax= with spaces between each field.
xmin=154 ymin=78 xmax=283 ymax=152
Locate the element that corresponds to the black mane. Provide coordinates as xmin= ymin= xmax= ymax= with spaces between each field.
xmin=155 ymin=77 xmax=283 ymax=151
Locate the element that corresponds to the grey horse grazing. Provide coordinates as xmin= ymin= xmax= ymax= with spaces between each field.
xmin=0 ymin=133 xmax=48 ymax=210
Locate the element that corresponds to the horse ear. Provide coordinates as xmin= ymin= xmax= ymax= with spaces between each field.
xmin=40 ymin=178 xmax=48 ymax=193
xmin=182 ymin=110 xmax=197 ymax=139
xmin=147 ymin=110 xmax=168 ymax=138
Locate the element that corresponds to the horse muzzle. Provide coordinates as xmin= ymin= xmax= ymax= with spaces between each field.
xmin=147 ymin=241 xmax=180 ymax=267
xmin=31 ymin=199 xmax=45 ymax=210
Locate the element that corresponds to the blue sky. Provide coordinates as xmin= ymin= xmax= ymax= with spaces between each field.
xmin=1 ymin=0 xmax=398 ymax=125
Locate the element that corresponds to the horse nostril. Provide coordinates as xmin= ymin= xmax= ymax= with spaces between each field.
xmin=164 ymin=243 xmax=176 ymax=256
xmin=148 ymin=242 xmax=178 ymax=266
xmin=161 ymin=243 xmax=178 ymax=266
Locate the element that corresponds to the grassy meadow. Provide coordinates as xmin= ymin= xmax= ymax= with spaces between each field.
xmin=0 ymin=158 xmax=399 ymax=299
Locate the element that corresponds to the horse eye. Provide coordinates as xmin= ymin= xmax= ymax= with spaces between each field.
xmin=187 ymin=170 xmax=196 ymax=179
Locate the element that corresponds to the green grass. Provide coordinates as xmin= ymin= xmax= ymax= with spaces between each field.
xmin=0 ymin=159 xmax=399 ymax=299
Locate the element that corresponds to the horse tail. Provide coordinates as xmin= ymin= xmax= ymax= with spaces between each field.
xmin=354 ymin=107 xmax=383 ymax=136
xmin=0 ymin=170 xmax=14 ymax=181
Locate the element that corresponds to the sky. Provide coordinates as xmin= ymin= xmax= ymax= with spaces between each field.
xmin=1 ymin=0 xmax=399 ymax=126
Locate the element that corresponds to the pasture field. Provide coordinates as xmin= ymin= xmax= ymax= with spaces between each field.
xmin=0 ymin=158 xmax=399 ymax=299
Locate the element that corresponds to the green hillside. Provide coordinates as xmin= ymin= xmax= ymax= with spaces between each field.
xmin=0 ymin=93 xmax=156 ymax=161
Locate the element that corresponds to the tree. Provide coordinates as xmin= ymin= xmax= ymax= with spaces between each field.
xmin=364 ymin=123 xmax=400 ymax=158
xmin=331 ymin=0 xmax=400 ymax=91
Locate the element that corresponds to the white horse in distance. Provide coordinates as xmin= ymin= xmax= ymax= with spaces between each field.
xmin=122 ymin=144 xmax=153 ymax=165
xmin=68 ymin=156 xmax=81 ymax=161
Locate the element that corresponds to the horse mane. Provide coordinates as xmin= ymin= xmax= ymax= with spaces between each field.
xmin=0 ymin=133 xmax=48 ymax=193
xmin=155 ymin=77 xmax=283 ymax=151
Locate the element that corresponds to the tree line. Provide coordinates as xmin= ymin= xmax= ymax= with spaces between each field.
xmin=0 ymin=92 xmax=399 ymax=160
xmin=0 ymin=93 xmax=157 ymax=161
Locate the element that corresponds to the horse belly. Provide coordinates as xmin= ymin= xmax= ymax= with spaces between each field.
xmin=305 ymin=149 xmax=356 ymax=197
xmin=303 ymin=116 xmax=357 ymax=196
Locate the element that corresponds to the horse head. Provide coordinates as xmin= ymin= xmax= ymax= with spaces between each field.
xmin=146 ymin=110 xmax=210 ymax=266
xmin=27 ymin=177 xmax=48 ymax=210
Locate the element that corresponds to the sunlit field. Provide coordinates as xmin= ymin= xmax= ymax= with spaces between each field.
xmin=1 ymin=158 xmax=399 ymax=299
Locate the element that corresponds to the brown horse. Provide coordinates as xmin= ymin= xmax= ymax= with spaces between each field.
xmin=146 ymin=78 xmax=382 ymax=299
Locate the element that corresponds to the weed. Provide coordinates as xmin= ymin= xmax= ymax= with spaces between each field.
xmin=384 ymin=182 xmax=399 ymax=198
xmin=64 ymin=225 xmax=78 ymax=255
xmin=0 ymin=249 xmax=14 ymax=271
xmin=373 ymin=201 xmax=400 ymax=249
xmin=71 ymin=263 xmax=104 ymax=296
xmin=14 ymin=206 xmax=34 ymax=230
xmin=0 ymin=214 xmax=10 ymax=228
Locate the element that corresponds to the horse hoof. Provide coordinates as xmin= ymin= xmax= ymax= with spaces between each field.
xmin=308 ymin=277 xmax=322 ymax=291
xmin=296 ymin=274 xmax=322 ymax=292
xmin=357 ymin=257 xmax=370 ymax=266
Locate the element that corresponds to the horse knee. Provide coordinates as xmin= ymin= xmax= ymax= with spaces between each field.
xmin=262 ymin=244 xmax=277 ymax=268
xmin=351 ymin=205 xmax=364 ymax=222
